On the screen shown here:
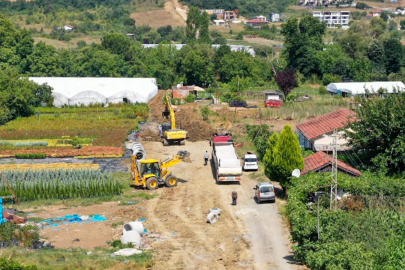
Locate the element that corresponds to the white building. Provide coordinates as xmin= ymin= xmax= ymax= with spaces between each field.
xmin=270 ymin=13 xmax=280 ymax=22
xmin=29 ymin=77 xmax=158 ymax=107
xmin=142 ymin=44 xmax=256 ymax=57
xmin=327 ymin=81 xmax=405 ymax=96
xmin=313 ymin=11 xmax=350 ymax=28
xmin=213 ymin=19 xmax=226 ymax=26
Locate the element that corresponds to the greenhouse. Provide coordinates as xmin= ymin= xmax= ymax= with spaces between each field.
xmin=29 ymin=77 xmax=158 ymax=107
xmin=326 ymin=81 xmax=405 ymax=96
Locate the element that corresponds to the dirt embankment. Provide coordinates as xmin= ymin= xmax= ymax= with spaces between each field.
xmin=144 ymin=90 xmax=213 ymax=142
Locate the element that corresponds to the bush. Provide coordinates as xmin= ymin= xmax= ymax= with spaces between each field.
xmin=200 ymin=106 xmax=210 ymax=121
xmin=318 ymin=86 xmax=328 ymax=95
xmin=0 ymin=257 xmax=37 ymax=270
xmin=322 ymin=74 xmax=342 ymax=86
xmin=15 ymin=153 xmax=47 ymax=159
xmin=236 ymin=32 xmax=243 ymax=40
xmin=246 ymin=124 xmax=272 ymax=160
xmin=184 ymin=94 xmax=196 ymax=103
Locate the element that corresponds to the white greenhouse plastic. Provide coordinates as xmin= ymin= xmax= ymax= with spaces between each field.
xmin=327 ymin=81 xmax=405 ymax=96
xmin=29 ymin=77 xmax=158 ymax=107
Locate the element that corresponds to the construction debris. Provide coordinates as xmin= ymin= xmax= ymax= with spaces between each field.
xmin=113 ymin=248 xmax=143 ymax=256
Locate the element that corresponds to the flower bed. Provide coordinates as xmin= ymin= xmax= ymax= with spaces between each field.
xmin=0 ymin=146 xmax=124 ymax=158
xmin=0 ymin=163 xmax=100 ymax=171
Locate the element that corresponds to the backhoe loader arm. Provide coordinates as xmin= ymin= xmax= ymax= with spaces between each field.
xmin=161 ymin=151 xmax=191 ymax=170
xmin=164 ymin=91 xmax=176 ymax=130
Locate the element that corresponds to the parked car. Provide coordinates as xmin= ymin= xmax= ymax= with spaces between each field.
xmin=243 ymin=153 xmax=258 ymax=171
xmin=254 ymin=182 xmax=276 ymax=203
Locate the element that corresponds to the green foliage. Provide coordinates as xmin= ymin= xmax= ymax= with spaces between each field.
xmin=15 ymin=153 xmax=47 ymax=159
xmin=321 ymin=74 xmax=341 ymax=86
xmin=288 ymin=172 xmax=405 ymax=269
xmin=347 ymin=92 xmax=405 ymax=174
xmin=384 ymin=38 xmax=402 ymax=75
xmin=180 ymin=0 xmax=294 ymax=16
xmin=200 ymin=106 xmax=210 ymax=121
xmin=110 ymin=239 xmax=134 ymax=249
xmin=0 ymin=222 xmax=39 ymax=249
xmin=0 ymin=169 xmax=122 ymax=201
xmin=269 ymin=125 xmax=303 ymax=189
xmin=236 ymin=32 xmax=243 ymax=40
xmin=184 ymin=94 xmax=196 ymax=103
xmin=281 ymin=16 xmax=326 ymax=77
xmin=263 ymin=132 xmax=278 ymax=179
xmin=318 ymin=86 xmax=327 ymax=95
xmin=186 ymin=7 xmax=210 ymax=43
xmin=0 ymin=257 xmax=37 ymax=270
xmin=246 ymin=124 xmax=272 ymax=160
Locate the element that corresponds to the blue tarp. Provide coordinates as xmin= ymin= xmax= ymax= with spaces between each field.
xmin=0 ymin=198 xmax=6 ymax=225
xmin=40 ymin=214 xmax=107 ymax=228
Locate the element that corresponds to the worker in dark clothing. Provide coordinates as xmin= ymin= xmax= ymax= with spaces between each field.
xmin=204 ymin=151 xmax=209 ymax=166
xmin=232 ymin=190 xmax=238 ymax=205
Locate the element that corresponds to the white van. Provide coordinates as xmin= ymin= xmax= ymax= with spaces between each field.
xmin=254 ymin=182 xmax=276 ymax=203
xmin=243 ymin=153 xmax=258 ymax=171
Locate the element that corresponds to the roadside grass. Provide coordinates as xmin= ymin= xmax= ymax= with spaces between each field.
xmin=4 ymin=173 xmax=157 ymax=210
xmin=111 ymin=221 xmax=124 ymax=228
xmin=0 ymin=247 xmax=153 ymax=270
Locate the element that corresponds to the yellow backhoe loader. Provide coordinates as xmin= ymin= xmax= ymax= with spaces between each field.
xmin=161 ymin=91 xmax=188 ymax=146
xmin=131 ymin=151 xmax=191 ymax=190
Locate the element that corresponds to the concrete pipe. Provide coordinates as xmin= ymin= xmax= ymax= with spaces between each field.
xmin=207 ymin=212 xmax=219 ymax=224
xmin=122 ymin=221 xmax=144 ymax=236
xmin=209 ymin=208 xmax=222 ymax=215
xmin=121 ymin=231 xmax=141 ymax=247
xmin=131 ymin=142 xmax=146 ymax=160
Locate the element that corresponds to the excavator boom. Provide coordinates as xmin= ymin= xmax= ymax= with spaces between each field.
xmin=162 ymin=90 xmax=187 ymax=145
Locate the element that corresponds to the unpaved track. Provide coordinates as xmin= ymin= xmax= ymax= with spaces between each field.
xmin=142 ymin=141 xmax=302 ymax=270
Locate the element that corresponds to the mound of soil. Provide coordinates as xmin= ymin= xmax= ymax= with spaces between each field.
xmin=145 ymin=90 xmax=213 ymax=142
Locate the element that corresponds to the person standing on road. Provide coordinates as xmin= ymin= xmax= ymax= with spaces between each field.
xmin=204 ymin=151 xmax=209 ymax=166
xmin=232 ymin=190 xmax=238 ymax=205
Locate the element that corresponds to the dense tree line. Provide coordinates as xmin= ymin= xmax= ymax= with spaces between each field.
xmin=281 ymin=16 xmax=405 ymax=84
xmin=0 ymin=14 xmax=272 ymax=123
xmin=180 ymin=0 xmax=294 ymax=16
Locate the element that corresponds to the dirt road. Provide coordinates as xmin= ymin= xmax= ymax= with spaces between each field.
xmin=141 ymin=141 xmax=301 ymax=270
xmin=33 ymin=140 xmax=301 ymax=270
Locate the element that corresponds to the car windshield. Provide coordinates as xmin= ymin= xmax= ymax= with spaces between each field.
xmin=245 ymin=158 xmax=257 ymax=162
xmin=261 ymin=186 xmax=273 ymax=193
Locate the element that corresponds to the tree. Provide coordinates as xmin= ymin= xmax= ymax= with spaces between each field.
xmin=347 ymin=92 xmax=405 ymax=174
xmin=263 ymin=132 xmax=279 ymax=180
xmin=281 ymin=16 xmax=326 ymax=77
xmin=367 ymin=39 xmax=386 ymax=77
xmin=101 ymin=33 xmax=131 ymax=60
xmin=199 ymin=11 xmax=211 ymax=44
xmin=186 ymin=7 xmax=202 ymax=42
xmin=400 ymin=20 xmax=405 ymax=30
xmin=270 ymin=125 xmax=304 ymax=191
xmin=384 ymin=38 xmax=402 ymax=75
xmin=275 ymin=68 xmax=297 ymax=99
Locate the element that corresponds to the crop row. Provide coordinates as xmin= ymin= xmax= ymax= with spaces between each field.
xmin=0 ymin=113 xmax=138 ymax=146
xmin=0 ymin=169 xmax=122 ymax=201
xmin=0 ymin=163 xmax=99 ymax=171
xmin=0 ymin=146 xmax=124 ymax=158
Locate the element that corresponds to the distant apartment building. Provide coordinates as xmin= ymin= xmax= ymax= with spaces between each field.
xmin=269 ymin=13 xmax=281 ymax=22
xmin=312 ymin=11 xmax=350 ymax=28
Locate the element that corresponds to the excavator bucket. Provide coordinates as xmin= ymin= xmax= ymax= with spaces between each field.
xmin=177 ymin=150 xmax=191 ymax=163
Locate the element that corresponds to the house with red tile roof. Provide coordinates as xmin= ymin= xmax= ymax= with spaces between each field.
xmin=296 ymin=108 xmax=356 ymax=151
xmin=303 ymin=151 xmax=362 ymax=177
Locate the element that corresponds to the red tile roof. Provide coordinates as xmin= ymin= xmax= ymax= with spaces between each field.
xmin=296 ymin=108 xmax=356 ymax=140
xmin=302 ymin=151 xmax=362 ymax=177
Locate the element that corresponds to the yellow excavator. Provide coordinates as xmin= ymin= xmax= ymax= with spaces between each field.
xmin=131 ymin=151 xmax=191 ymax=190
xmin=161 ymin=91 xmax=188 ymax=146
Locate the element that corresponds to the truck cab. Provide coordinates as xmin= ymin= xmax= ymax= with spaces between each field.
xmin=254 ymin=182 xmax=276 ymax=203
xmin=243 ymin=153 xmax=258 ymax=171
xmin=264 ymin=90 xmax=284 ymax=108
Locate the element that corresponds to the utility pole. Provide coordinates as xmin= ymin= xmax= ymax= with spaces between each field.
xmin=330 ymin=129 xmax=338 ymax=211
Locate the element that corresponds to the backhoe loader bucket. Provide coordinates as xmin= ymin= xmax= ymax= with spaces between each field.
xmin=177 ymin=151 xmax=191 ymax=163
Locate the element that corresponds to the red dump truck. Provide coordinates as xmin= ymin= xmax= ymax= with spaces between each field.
xmin=210 ymin=133 xmax=243 ymax=183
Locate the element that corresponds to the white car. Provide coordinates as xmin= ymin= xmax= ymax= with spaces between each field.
xmin=243 ymin=153 xmax=258 ymax=171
